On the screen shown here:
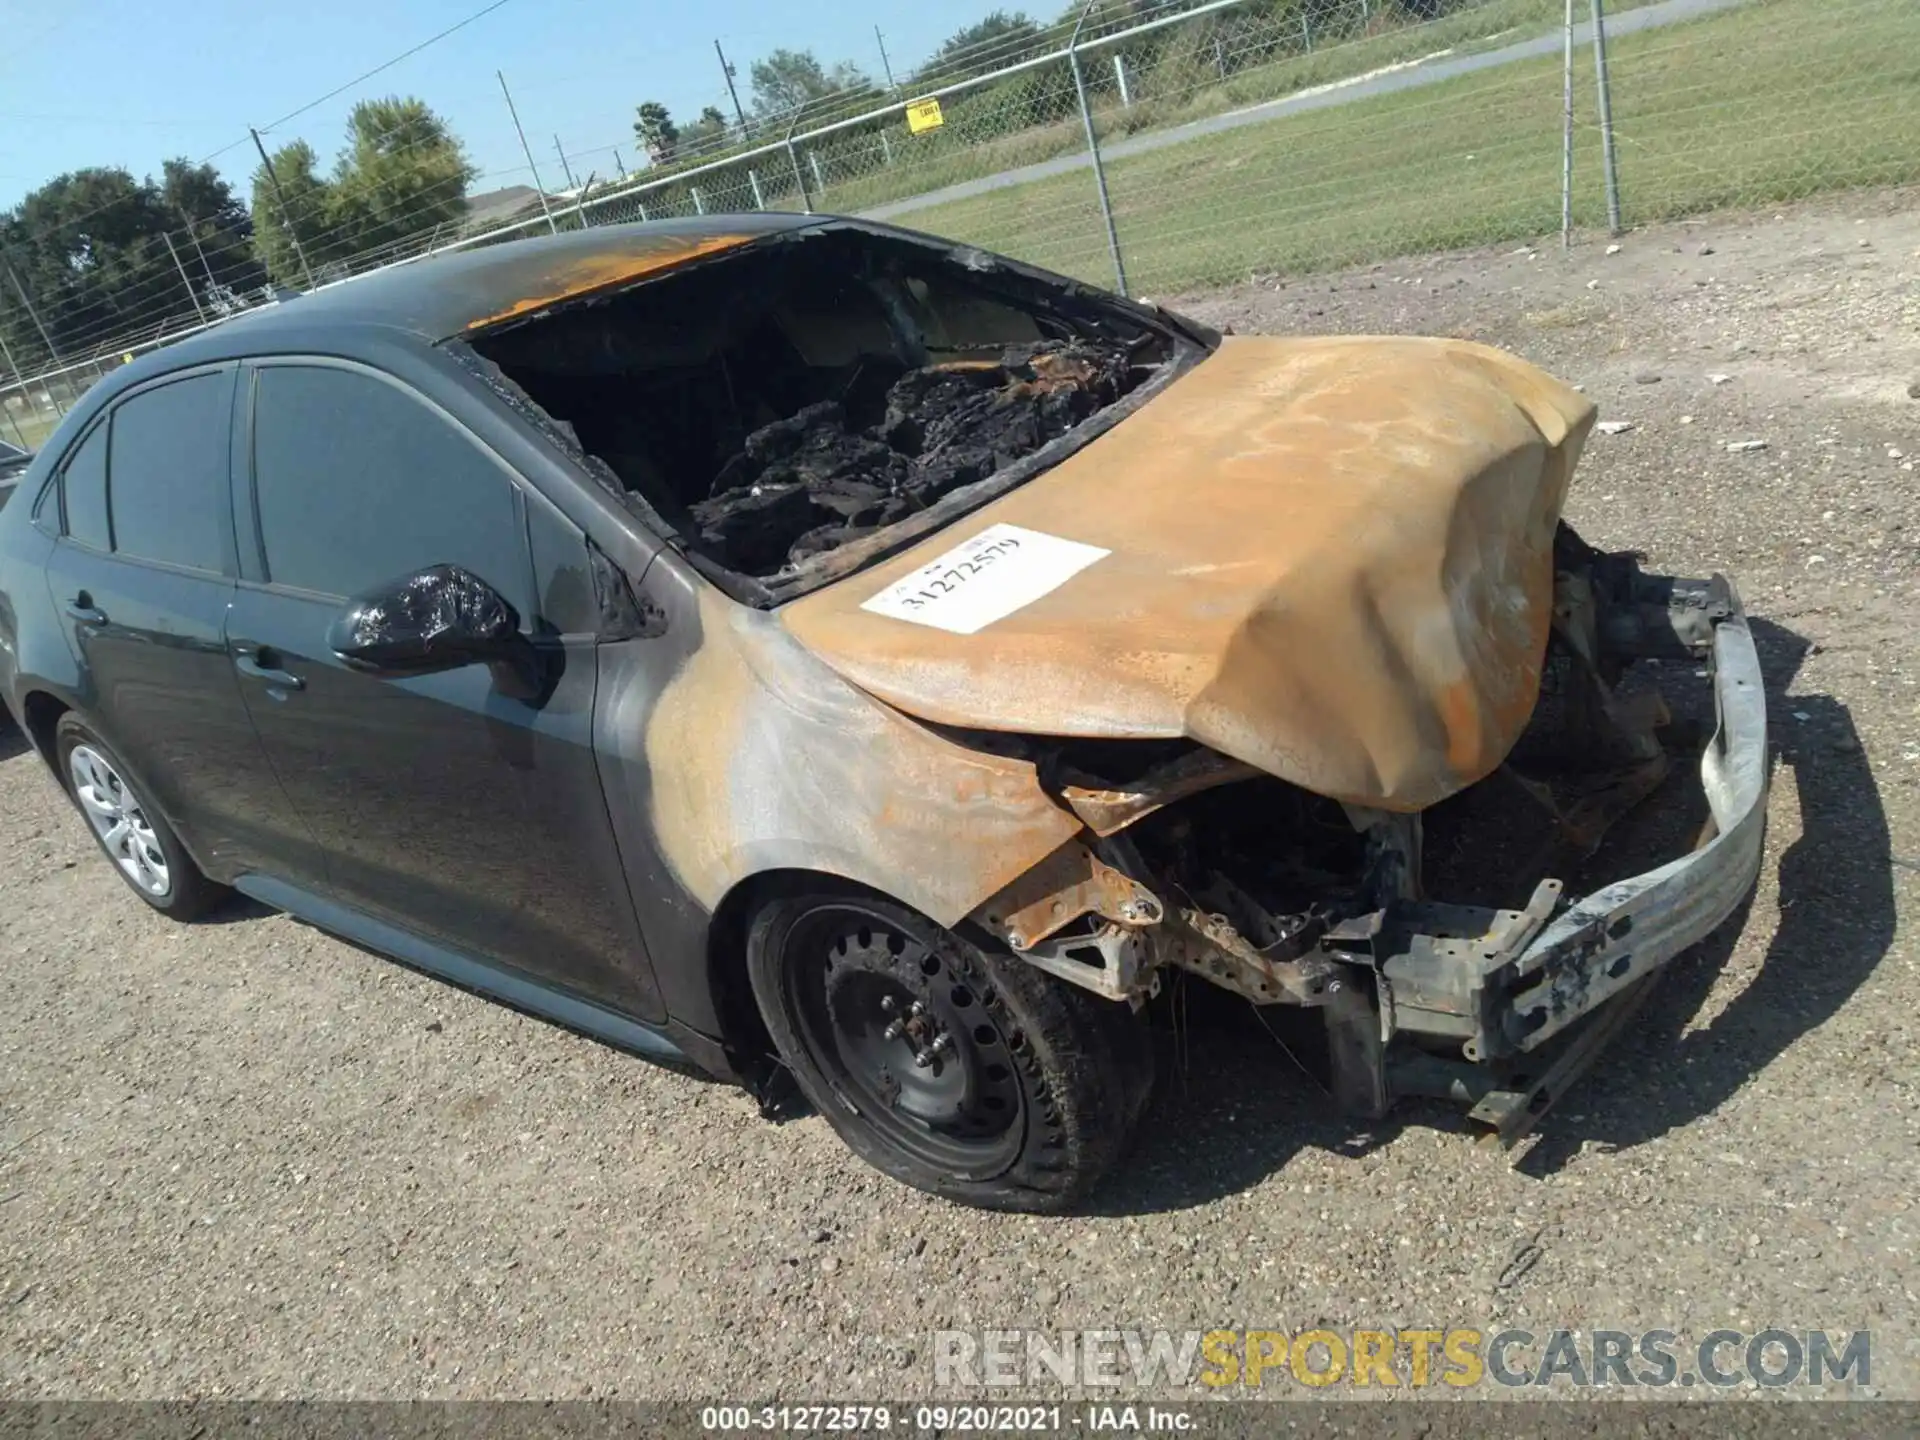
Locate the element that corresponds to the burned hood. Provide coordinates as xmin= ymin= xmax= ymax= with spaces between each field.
xmin=779 ymin=335 xmax=1596 ymax=811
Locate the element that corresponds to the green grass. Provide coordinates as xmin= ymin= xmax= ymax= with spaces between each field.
xmin=892 ymin=0 xmax=1920 ymax=294
xmin=819 ymin=0 xmax=1669 ymax=218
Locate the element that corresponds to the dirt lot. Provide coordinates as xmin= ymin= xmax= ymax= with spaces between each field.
xmin=1 ymin=194 xmax=1915 ymax=1402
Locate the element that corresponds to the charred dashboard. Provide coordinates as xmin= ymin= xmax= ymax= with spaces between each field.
xmin=466 ymin=226 xmax=1206 ymax=603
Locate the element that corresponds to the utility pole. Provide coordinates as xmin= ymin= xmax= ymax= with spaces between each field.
xmin=497 ymin=71 xmax=559 ymax=235
xmin=613 ymin=147 xmax=627 ymax=179
xmin=249 ymin=128 xmax=316 ymax=290
xmin=177 ymin=211 xmax=221 ymax=290
xmin=552 ymin=135 xmax=578 ymax=192
xmin=715 ymin=39 xmax=749 ymax=134
xmin=0 ymin=311 xmax=31 ymax=448
xmin=1 ymin=252 xmax=61 ymax=365
xmin=160 ymin=232 xmax=206 ymax=324
xmin=874 ymin=26 xmax=898 ymax=91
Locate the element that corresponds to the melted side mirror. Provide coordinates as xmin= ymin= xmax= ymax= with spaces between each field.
xmin=327 ymin=564 xmax=542 ymax=698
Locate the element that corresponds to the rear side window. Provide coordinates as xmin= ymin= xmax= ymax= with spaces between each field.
xmin=61 ymin=424 xmax=110 ymax=551
xmin=250 ymin=365 xmax=528 ymax=606
xmin=106 ymin=372 xmax=233 ymax=572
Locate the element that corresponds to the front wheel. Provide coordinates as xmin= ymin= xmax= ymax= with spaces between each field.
xmin=745 ymin=882 xmax=1152 ymax=1212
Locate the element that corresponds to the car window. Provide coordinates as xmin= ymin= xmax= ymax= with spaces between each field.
xmin=107 ymin=372 xmax=233 ymax=573
xmin=61 ymin=423 xmax=110 ymax=551
xmin=250 ymin=365 xmax=529 ymax=609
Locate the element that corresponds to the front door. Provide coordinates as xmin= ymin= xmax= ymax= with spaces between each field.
xmin=41 ymin=367 xmax=320 ymax=881
xmin=226 ymin=358 xmax=661 ymax=1020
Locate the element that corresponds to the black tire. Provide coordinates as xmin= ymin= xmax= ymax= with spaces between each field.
xmin=745 ymin=880 xmax=1152 ymax=1212
xmin=55 ymin=715 xmax=226 ymax=920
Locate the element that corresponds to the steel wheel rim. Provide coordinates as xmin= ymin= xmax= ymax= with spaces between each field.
xmin=68 ymin=744 xmax=171 ymax=898
xmin=783 ymin=901 xmax=1025 ymax=1179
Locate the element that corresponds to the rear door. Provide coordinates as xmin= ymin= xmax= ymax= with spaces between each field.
xmin=40 ymin=366 xmax=320 ymax=879
xmin=226 ymin=357 xmax=661 ymax=1019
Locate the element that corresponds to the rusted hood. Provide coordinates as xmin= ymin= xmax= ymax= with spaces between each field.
xmin=779 ymin=335 xmax=1597 ymax=811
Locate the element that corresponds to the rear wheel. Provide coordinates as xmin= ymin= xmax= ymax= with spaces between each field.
xmin=56 ymin=716 xmax=225 ymax=920
xmin=745 ymin=881 xmax=1151 ymax=1212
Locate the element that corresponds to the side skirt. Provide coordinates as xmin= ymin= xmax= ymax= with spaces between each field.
xmin=234 ymin=874 xmax=699 ymax=1071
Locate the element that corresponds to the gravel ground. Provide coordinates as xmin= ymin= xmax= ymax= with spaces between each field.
xmin=2 ymin=194 xmax=1916 ymax=1403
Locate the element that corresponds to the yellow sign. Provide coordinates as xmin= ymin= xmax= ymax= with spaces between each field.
xmin=905 ymin=97 xmax=944 ymax=134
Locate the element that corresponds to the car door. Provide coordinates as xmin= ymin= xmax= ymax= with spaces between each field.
xmin=39 ymin=366 xmax=322 ymax=881
xmin=226 ymin=357 xmax=662 ymax=1021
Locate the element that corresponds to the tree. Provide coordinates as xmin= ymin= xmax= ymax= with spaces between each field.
xmin=328 ymin=98 xmax=477 ymax=260
xmin=929 ymin=11 xmax=1044 ymax=81
xmin=634 ymin=101 xmax=680 ymax=164
xmin=679 ymin=106 xmax=730 ymax=159
xmin=249 ymin=96 xmax=476 ymax=287
xmin=160 ymin=159 xmax=268 ymax=298
xmin=248 ymin=139 xmax=327 ymax=285
xmin=749 ymin=48 xmax=873 ymax=119
xmin=0 ymin=160 xmax=269 ymax=367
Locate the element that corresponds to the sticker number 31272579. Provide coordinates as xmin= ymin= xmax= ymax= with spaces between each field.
xmin=857 ymin=523 xmax=1111 ymax=635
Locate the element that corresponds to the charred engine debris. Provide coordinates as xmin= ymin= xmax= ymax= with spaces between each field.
xmin=967 ymin=527 xmax=1738 ymax=1144
xmin=466 ymin=226 xmax=1196 ymax=599
xmin=689 ymin=338 xmax=1137 ymax=575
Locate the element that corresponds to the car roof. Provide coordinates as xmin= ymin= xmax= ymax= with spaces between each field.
xmin=126 ymin=213 xmax=816 ymax=377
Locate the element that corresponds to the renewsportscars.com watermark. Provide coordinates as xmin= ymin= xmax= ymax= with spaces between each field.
xmin=932 ymin=1328 xmax=1872 ymax=1391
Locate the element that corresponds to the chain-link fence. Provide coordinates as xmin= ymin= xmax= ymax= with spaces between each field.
xmin=896 ymin=0 xmax=1919 ymax=296
xmin=5 ymin=0 xmax=1915 ymax=446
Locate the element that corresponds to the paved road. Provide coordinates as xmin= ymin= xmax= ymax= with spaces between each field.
xmin=862 ymin=0 xmax=1744 ymax=224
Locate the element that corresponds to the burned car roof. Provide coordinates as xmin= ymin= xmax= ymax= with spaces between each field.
xmin=115 ymin=215 xmax=815 ymax=371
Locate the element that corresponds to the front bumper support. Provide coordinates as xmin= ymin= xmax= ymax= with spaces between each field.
xmin=1327 ymin=576 xmax=1769 ymax=1128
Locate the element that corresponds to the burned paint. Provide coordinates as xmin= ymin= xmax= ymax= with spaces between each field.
xmin=780 ymin=335 xmax=1597 ymax=813
xmin=641 ymin=583 xmax=1085 ymax=927
xmin=463 ymin=232 xmax=758 ymax=331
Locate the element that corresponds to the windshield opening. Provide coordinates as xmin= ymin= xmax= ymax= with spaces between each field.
xmin=464 ymin=225 xmax=1206 ymax=605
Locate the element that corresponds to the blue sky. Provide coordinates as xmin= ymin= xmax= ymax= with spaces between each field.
xmin=0 ymin=0 xmax=1020 ymax=210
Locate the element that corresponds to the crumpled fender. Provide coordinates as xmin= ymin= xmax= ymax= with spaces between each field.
xmin=642 ymin=589 xmax=1083 ymax=926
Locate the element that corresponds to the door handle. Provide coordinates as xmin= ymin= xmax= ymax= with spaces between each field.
xmin=235 ymin=652 xmax=306 ymax=691
xmin=65 ymin=593 xmax=107 ymax=625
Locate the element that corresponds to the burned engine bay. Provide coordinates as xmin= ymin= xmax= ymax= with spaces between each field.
xmin=958 ymin=528 xmax=1750 ymax=1140
xmin=468 ymin=227 xmax=1198 ymax=599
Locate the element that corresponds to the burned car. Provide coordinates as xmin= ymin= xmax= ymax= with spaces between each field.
xmin=0 ymin=216 xmax=1766 ymax=1211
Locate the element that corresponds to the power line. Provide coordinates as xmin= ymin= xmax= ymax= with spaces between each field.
xmin=255 ymin=0 xmax=521 ymax=135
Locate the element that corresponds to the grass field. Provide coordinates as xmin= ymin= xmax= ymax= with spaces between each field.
xmin=819 ymin=0 xmax=1670 ymax=219
xmin=894 ymin=0 xmax=1920 ymax=294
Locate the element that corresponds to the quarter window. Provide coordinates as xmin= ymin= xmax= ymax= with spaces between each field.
xmin=250 ymin=365 xmax=529 ymax=609
xmin=61 ymin=424 xmax=110 ymax=551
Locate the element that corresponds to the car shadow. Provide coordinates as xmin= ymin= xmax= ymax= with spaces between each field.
xmin=199 ymin=893 xmax=279 ymax=926
xmin=0 ymin=719 xmax=31 ymax=763
xmin=1515 ymin=617 xmax=1895 ymax=1173
xmin=1092 ymin=615 xmax=1898 ymax=1215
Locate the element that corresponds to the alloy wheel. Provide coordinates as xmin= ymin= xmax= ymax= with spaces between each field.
xmin=68 ymin=744 xmax=171 ymax=898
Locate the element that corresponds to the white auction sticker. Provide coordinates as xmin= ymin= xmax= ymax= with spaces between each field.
xmin=859 ymin=523 xmax=1110 ymax=635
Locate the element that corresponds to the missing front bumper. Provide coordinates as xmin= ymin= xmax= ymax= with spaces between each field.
xmin=1329 ymin=578 xmax=1769 ymax=1137
xmin=970 ymin=562 xmax=1769 ymax=1142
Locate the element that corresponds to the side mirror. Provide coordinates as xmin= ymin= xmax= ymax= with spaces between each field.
xmin=327 ymin=564 xmax=543 ymax=699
